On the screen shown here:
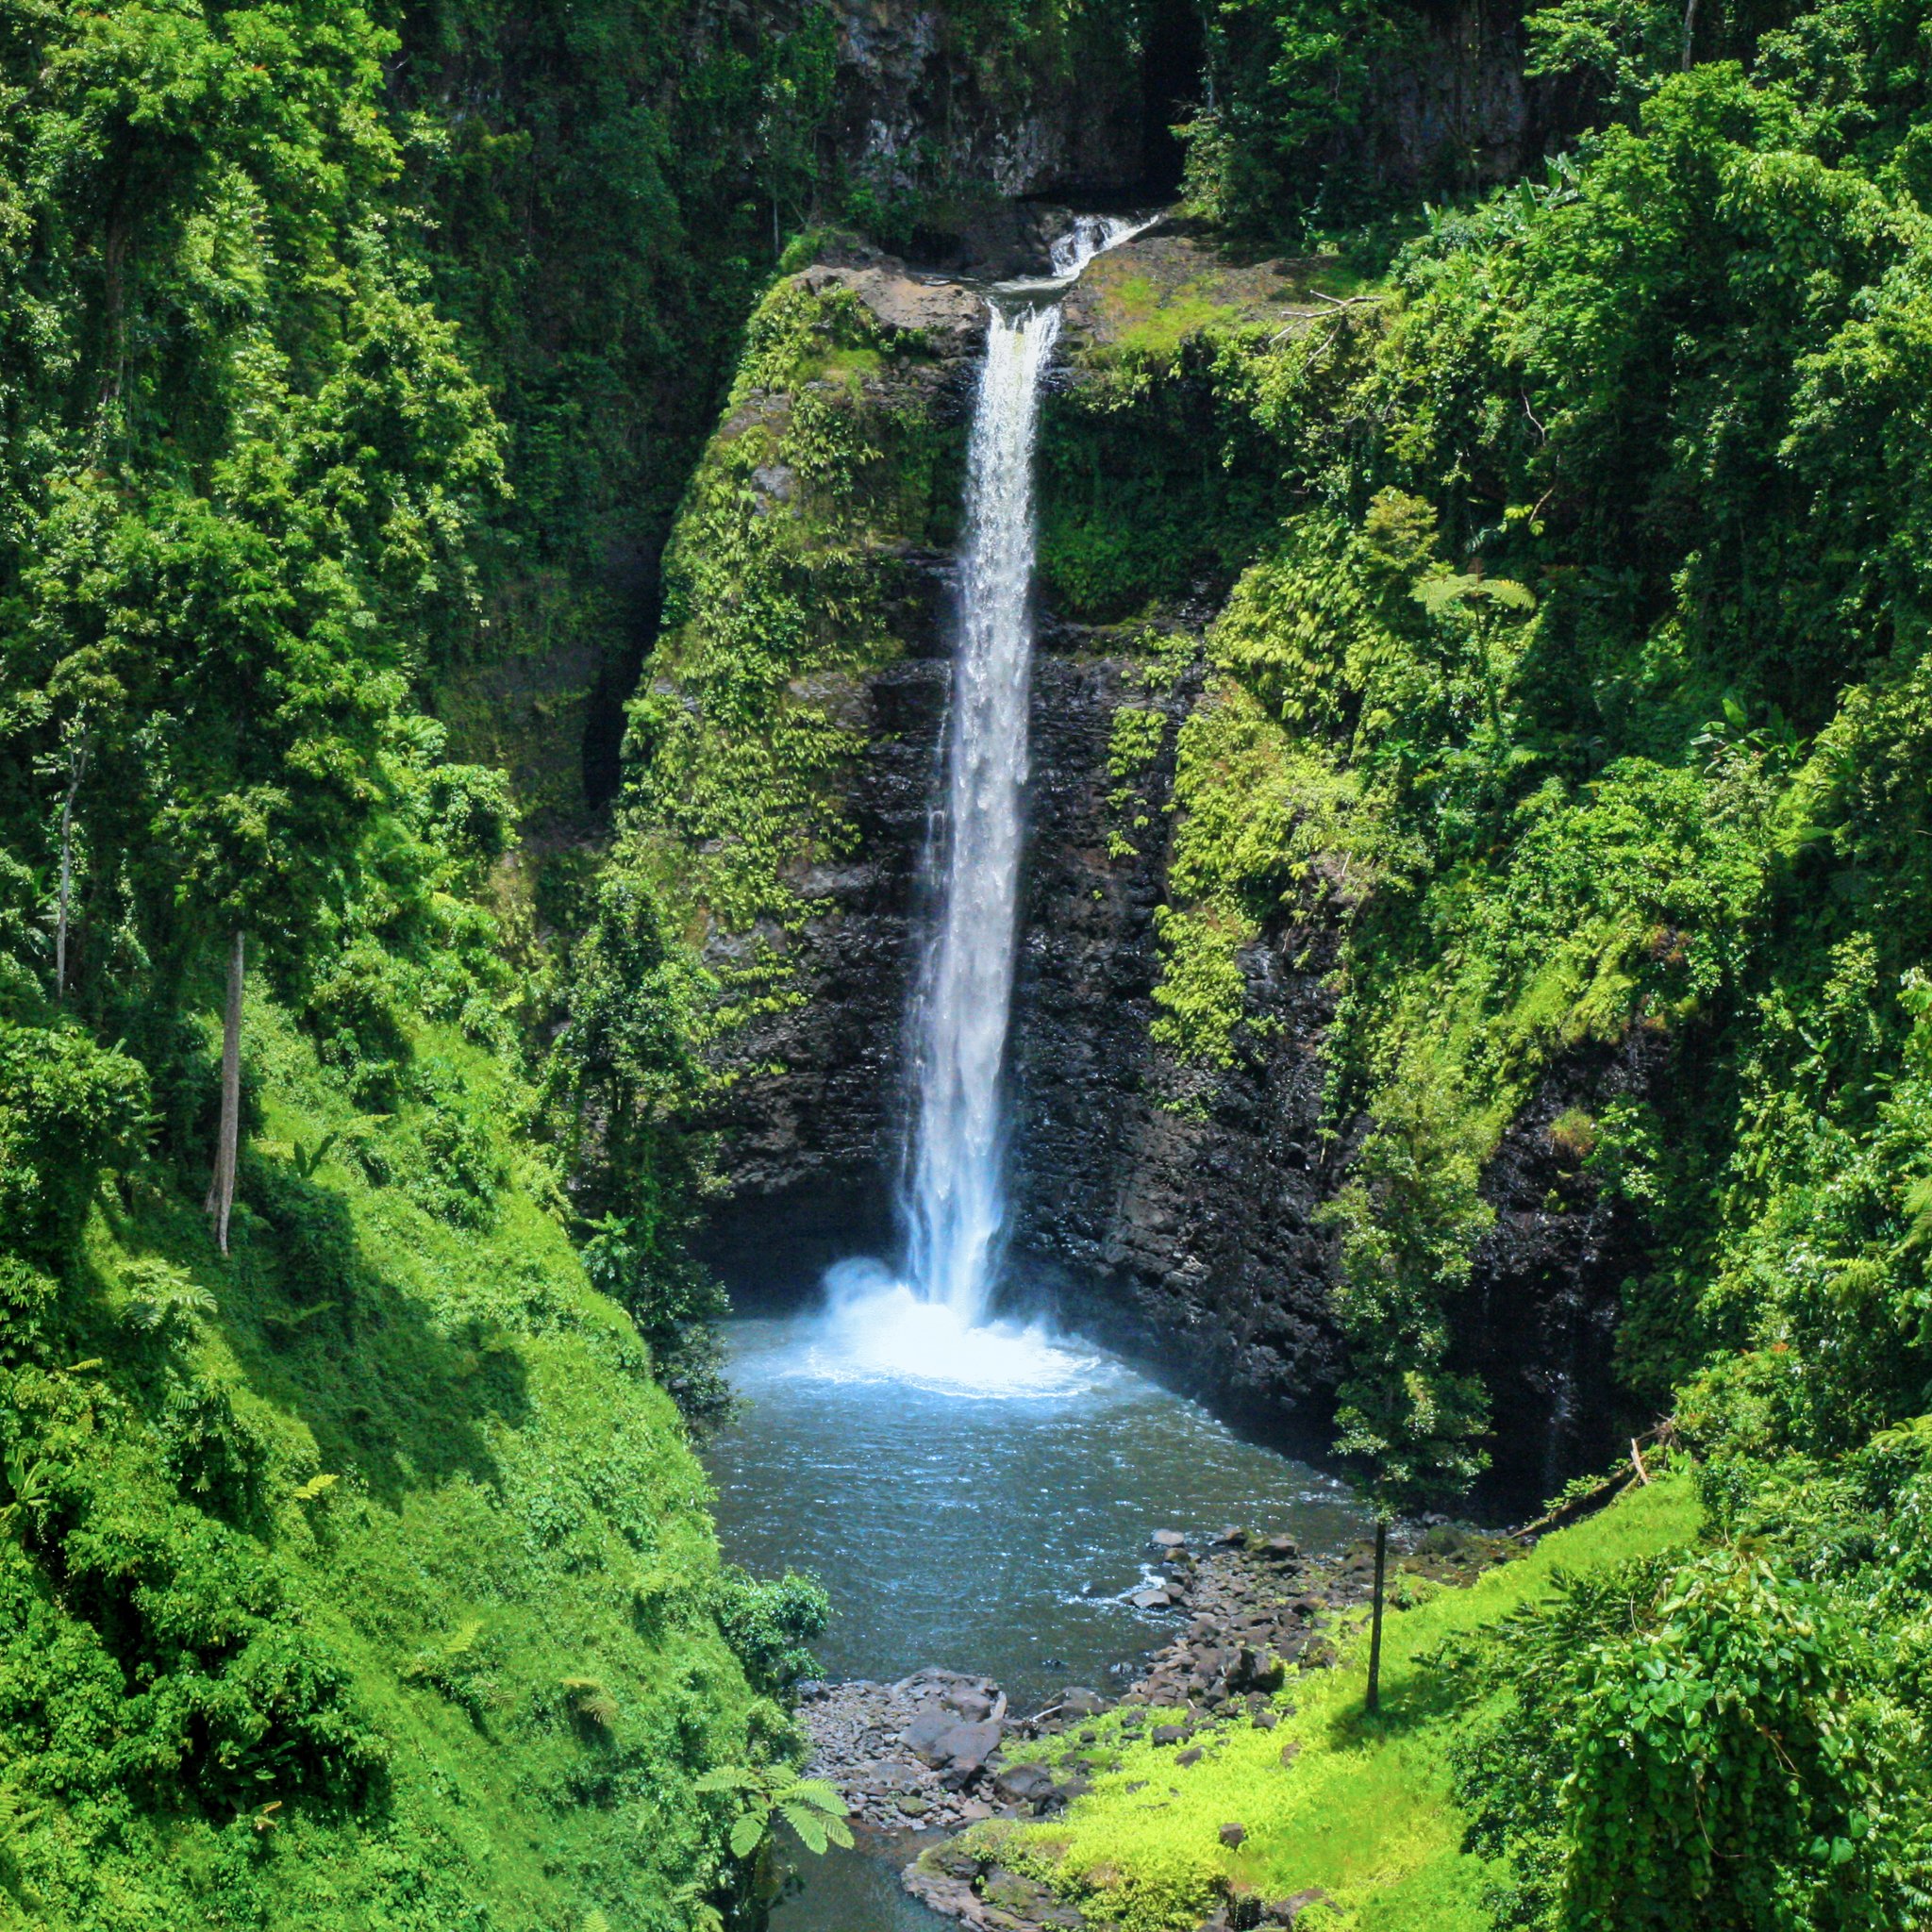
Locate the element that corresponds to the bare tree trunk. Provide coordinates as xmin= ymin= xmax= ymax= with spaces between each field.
xmin=1365 ymin=1518 xmax=1389 ymax=1715
xmin=206 ymin=929 xmax=244 ymax=1254
xmin=1681 ymin=0 xmax=1700 ymax=69
xmin=54 ymin=729 xmax=87 ymax=1001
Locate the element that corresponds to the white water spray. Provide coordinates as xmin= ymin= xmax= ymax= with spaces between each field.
xmin=904 ymin=214 xmax=1149 ymax=1325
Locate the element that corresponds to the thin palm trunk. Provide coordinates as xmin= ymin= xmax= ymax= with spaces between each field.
xmin=1365 ymin=1518 xmax=1389 ymax=1715
xmin=54 ymin=729 xmax=87 ymax=1000
xmin=206 ymin=929 xmax=244 ymax=1254
xmin=1681 ymin=0 xmax=1699 ymax=69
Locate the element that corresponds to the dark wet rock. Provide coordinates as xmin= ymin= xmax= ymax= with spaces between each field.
xmin=992 ymin=1762 xmax=1057 ymax=1804
xmin=907 ymin=1709 xmax=959 ymax=1761
xmin=1151 ymin=1724 xmax=1190 ymax=1746
xmin=936 ymin=1720 xmax=1003 ymax=1779
xmin=1175 ymin=1746 xmax=1204 ymax=1768
xmin=1265 ymin=1890 xmax=1337 ymax=1926
xmin=1220 ymin=1822 xmax=1247 ymax=1848
xmin=1058 ymin=1687 xmax=1108 ymax=1718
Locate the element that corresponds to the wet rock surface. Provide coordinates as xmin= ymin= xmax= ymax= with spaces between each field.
xmin=1006 ymin=624 xmax=1350 ymax=1429
xmin=792 ymin=1522 xmax=1508 ymax=1929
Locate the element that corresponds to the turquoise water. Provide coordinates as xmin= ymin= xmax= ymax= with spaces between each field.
xmin=704 ymin=1302 xmax=1362 ymax=1930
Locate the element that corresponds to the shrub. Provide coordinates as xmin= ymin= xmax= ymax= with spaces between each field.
xmin=711 ymin=1569 xmax=828 ymax=1696
xmin=0 ymin=1023 xmax=149 ymax=1258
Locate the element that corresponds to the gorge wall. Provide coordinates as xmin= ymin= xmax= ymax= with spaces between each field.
xmin=664 ymin=231 xmax=1638 ymax=1499
xmin=439 ymin=0 xmax=1573 ymax=843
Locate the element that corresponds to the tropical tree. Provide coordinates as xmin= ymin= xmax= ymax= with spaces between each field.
xmin=1323 ymin=1075 xmax=1493 ymax=1713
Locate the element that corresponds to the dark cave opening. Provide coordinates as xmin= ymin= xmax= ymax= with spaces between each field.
xmin=1140 ymin=0 xmax=1206 ymax=197
xmin=579 ymin=542 xmax=664 ymax=816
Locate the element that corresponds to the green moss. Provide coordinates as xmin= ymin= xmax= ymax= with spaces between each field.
xmin=1096 ymin=273 xmax=1253 ymax=359
xmin=1105 ymin=705 xmax=1171 ymax=859
xmin=986 ymin=1474 xmax=1702 ymax=1932
xmin=619 ymin=275 xmax=963 ymax=948
xmin=1148 ymin=682 xmax=1385 ymax=1076
xmin=1037 ymin=341 xmax=1288 ymax=624
xmin=0 ymin=997 xmax=764 ymax=1931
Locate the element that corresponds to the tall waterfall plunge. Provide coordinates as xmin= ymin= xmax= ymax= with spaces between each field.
xmin=904 ymin=216 xmax=1145 ymax=1325
xmin=808 ymin=216 xmax=1148 ymax=1396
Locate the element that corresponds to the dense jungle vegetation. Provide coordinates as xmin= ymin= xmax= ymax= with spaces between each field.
xmin=1030 ymin=0 xmax=1932 ymax=1920
xmin=0 ymin=0 xmax=1106 ymax=1923
xmin=12 ymin=0 xmax=1932 ymax=1924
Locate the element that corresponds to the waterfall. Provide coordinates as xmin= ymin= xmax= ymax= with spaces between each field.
xmin=904 ymin=216 xmax=1146 ymax=1324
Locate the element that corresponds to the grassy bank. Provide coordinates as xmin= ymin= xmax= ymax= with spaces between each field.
xmin=977 ymin=1474 xmax=1702 ymax=1931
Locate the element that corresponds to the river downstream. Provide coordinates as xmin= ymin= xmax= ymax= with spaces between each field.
xmin=702 ymin=1299 xmax=1362 ymax=1929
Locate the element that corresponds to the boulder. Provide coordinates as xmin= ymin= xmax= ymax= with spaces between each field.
xmin=1151 ymin=1528 xmax=1188 ymax=1549
xmin=1175 ymin=1746 xmax=1204 ymax=1768
xmin=992 ymin=1761 xmax=1057 ymax=1804
xmin=905 ymin=1709 xmax=958 ymax=1762
xmin=1220 ymin=1822 xmax=1247 ymax=1848
xmin=935 ymin=1719 xmax=1002 ymax=1782
xmin=1151 ymin=1724 xmax=1190 ymax=1746
xmin=1059 ymin=1687 xmax=1108 ymax=1718
xmin=1232 ymin=1646 xmax=1285 ymax=1693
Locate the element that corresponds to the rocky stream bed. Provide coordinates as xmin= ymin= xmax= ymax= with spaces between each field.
xmin=796 ymin=1520 xmax=1501 ymax=1931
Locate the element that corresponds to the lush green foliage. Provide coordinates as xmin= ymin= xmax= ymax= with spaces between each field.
xmin=621 ymin=278 xmax=960 ymax=938
xmin=970 ymin=1475 xmax=1702 ymax=1931
xmin=1108 ymin=0 xmax=1932 ymax=1471
xmin=1457 ymin=1542 xmax=1932 ymax=1927
xmin=692 ymin=1764 xmax=852 ymax=1860
xmin=1177 ymin=0 xmax=1424 ymax=234
xmin=0 ymin=998 xmax=780 ymax=1931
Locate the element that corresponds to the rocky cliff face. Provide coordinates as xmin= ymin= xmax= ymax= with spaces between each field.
xmin=713 ymin=0 xmax=1150 ymax=230
xmin=1347 ymin=0 xmax=1588 ymax=194
xmin=1004 ymin=627 xmax=1349 ymax=1434
xmin=676 ymin=231 xmax=1638 ymax=1501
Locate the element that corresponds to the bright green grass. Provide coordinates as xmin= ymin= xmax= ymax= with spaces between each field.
xmin=1101 ymin=272 xmax=1252 ymax=358
xmin=4 ymin=997 xmax=758 ymax=1932
xmin=990 ymin=1475 xmax=1702 ymax=1931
